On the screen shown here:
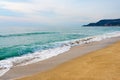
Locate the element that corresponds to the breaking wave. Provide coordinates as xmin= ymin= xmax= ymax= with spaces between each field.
xmin=0 ymin=31 xmax=120 ymax=77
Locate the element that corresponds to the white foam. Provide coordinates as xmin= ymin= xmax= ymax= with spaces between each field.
xmin=0 ymin=31 xmax=120 ymax=77
xmin=0 ymin=60 xmax=12 ymax=77
xmin=0 ymin=46 xmax=71 ymax=77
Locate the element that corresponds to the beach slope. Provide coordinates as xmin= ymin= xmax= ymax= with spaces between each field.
xmin=18 ymin=41 xmax=120 ymax=80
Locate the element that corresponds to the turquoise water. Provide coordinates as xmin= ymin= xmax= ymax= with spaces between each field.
xmin=0 ymin=26 xmax=120 ymax=60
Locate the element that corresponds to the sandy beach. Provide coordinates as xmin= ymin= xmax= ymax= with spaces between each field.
xmin=1 ymin=37 xmax=120 ymax=80
xmin=0 ymin=0 xmax=120 ymax=79
xmin=17 ymin=38 xmax=120 ymax=80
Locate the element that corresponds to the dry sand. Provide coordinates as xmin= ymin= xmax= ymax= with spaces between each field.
xmin=18 ymin=38 xmax=120 ymax=80
xmin=1 ymin=37 xmax=120 ymax=80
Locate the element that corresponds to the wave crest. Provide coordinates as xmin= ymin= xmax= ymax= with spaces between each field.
xmin=0 ymin=32 xmax=59 ymax=38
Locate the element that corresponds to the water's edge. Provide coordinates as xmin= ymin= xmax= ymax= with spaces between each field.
xmin=0 ymin=31 xmax=120 ymax=77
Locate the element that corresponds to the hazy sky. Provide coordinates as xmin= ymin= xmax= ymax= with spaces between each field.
xmin=0 ymin=0 xmax=120 ymax=27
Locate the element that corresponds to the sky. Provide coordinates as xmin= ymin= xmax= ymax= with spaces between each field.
xmin=0 ymin=0 xmax=120 ymax=27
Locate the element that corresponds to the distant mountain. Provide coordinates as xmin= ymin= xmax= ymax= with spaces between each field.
xmin=84 ymin=19 xmax=120 ymax=26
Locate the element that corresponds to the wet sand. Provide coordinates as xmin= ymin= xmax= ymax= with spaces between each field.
xmin=18 ymin=38 xmax=120 ymax=80
xmin=1 ymin=37 xmax=120 ymax=80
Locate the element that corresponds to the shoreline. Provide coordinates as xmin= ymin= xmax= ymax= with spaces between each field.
xmin=1 ymin=36 xmax=120 ymax=80
xmin=0 ymin=31 xmax=120 ymax=77
xmin=18 ymin=38 xmax=120 ymax=80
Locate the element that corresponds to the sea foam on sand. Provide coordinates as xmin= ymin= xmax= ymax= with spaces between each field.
xmin=0 ymin=31 xmax=120 ymax=77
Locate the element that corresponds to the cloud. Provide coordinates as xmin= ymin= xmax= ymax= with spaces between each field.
xmin=3 ymin=0 xmax=31 ymax=2
xmin=0 ymin=0 xmax=120 ymax=26
xmin=0 ymin=1 xmax=33 ymax=13
xmin=0 ymin=0 xmax=92 ymax=16
xmin=0 ymin=8 xmax=24 ymax=17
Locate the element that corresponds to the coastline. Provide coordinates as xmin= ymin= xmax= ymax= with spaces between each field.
xmin=0 ymin=36 xmax=120 ymax=80
xmin=18 ymin=38 xmax=120 ymax=80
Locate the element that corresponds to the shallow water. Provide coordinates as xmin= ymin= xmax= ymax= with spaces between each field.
xmin=0 ymin=26 xmax=120 ymax=76
xmin=0 ymin=26 xmax=120 ymax=60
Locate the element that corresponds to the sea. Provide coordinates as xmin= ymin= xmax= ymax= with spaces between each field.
xmin=0 ymin=26 xmax=120 ymax=76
